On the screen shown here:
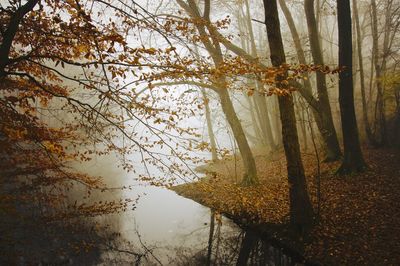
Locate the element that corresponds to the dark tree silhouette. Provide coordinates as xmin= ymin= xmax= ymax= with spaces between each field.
xmin=262 ymin=0 xmax=314 ymax=232
xmin=336 ymin=0 xmax=367 ymax=174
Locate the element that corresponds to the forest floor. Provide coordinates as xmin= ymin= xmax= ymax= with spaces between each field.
xmin=172 ymin=147 xmax=400 ymax=265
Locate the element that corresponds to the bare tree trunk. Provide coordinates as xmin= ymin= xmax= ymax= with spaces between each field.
xmin=371 ymin=0 xmax=388 ymax=146
xmin=263 ymin=0 xmax=314 ymax=232
xmin=246 ymin=95 xmax=265 ymax=146
xmin=177 ymin=0 xmax=258 ymax=185
xmin=352 ymin=0 xmax=376 ymax=145
xmin=219 ymin=88 xmax=258 ymax=185
xmin=254 ymin=90 xmax=276 ymax=150
xmin=202 ymin=89 xmax=218 ymax=162
xmin=237 ymin=11 xmax=266 ymax=147
xmin=271 ymin=97 xmax=283 ymax=147
xmin=244 ymin=0 xmax=277 ymax=150
xmin=337 ymin=0 xmax=366 ymax=175
xmin=304 ymin=0 xmax=342 ymax=161
xmin=279 ymin=0 xmax=342 ymax=161
xmin=206 ymin=210 xmax=215 ymax=266
xmin=236 ymin=231 xmax=257 ymax=266
xmin=295 ymin=95 xmax=309 ymax=151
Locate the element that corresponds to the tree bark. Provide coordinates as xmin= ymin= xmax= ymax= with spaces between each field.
xmin=177 ymin=0 xmax=258 ymax=185
xmin=271 ymin=97 xmax=283 ymax=146
xmin=279 ymin=0 xmax=341 ymax=161
xmin=263 ymin=0 xmax=314 ymax=232
xmin=352 ymin=0 xmax=376 ymax=145
xmin=295 ymin=95 xmax=309 ymax=151
xmin=202 ymin=89 xmax=218 ymax=162
xmin=254 ymin=89 xmax=276 ymax=150
xmin=336 ymin=0 xmax=366 ymax=174
xmin=0 ymin=0 xmax=39 ymax=77
xmin=206 ymin=211 xmax=215 ymax=266
xmin=219 ymin=88 xmax=258 ymax=185
xmin=304 ymin=0 xmax=342 ymax=161
xmin=244 ymin=0 xmax=277 ymax=150
xmin=236 ymin=231 xmax=257 ymax=266
xmin=237 ymin=12 xmax=265 ymax=147
xmin=246 ymin=95 xmax=265 ymax=146
xmin=371 ymin=0 xmax=387 ymax=146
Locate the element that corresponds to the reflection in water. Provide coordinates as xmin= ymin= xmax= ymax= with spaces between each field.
xmin=0 ymin=154 xmax=126 ymax=265
xmin=4 ymin=154 xmax=300 ymax=265
xmin=76 ymin=154 xmax=301 ymax=265
xmin=118 ymin=196 xmax=300 ymax=266
xmin=235 ymin=230 xmax=297 ymax=266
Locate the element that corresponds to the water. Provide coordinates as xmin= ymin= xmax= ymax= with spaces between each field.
xmin=75 ymin=155 xmax=301 ymax=265
xmin=0 ymin=151 xmax=299 ymax=265
xmin=117 ymin=188 xmax=298 ymax=265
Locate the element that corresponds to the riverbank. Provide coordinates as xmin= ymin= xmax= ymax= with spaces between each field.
xmin=172 ymin=147 xmax=400 ymax=265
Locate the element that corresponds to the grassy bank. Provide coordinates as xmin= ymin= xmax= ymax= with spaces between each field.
xmin=172 ymin=147 xmax=400 ymax=265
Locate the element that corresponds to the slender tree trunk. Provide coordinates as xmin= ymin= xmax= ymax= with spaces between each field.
xmin=371 ymin=0 xmax=387 ymax=146
xmin=202 ymin=89 xmax=218 ymax=162
xmin=295 ymin=95 xmax=309 ymax=151
xmin=263 ymin=0 xmax=314 ymax=232
xmin=304 ymin=0 xmax=342 ymax=161
xmin=271 ymin=97 xmax=283 ymax=147
xmin=176 ymin=0 xmax=258 ymax=185
xmin=337 ymin=0 xmax=366 ymax=174
xmin=278 ymin=0 xmax=311 ymax=89
xmin=279 ymin=0 xmax=341 ymax=161
xmin=352 ymin=12 xmax=358 ymax=89
xmin=315 ymin=0 xmax=324 ymax=51
xmin=236 ymin=231 xmax=257 ymax=266
xmin=368 ymin=54 xmax=375 ymax=110
xmin=218 ymin=88 xmax=258 ymax=185
xmin=206 ymin=210 xmax=215 ymax=266
xmin=246 ymin=95 xmax=265 ymax=146
xmin=254 ymin=90 xmax=276 ymax=150
xmin=352 ymin=0 xmax=376 ymax=145
xmin=237 ymin=11 xmax=266 ymax=147
xmin=244 ymin=0 xmax=277 ymax=150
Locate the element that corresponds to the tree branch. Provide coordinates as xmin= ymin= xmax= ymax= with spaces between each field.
xmin=152 ymin=81 xmax=216 ymax=90
xmin=203 ymin=0 xmax=210 ymax=20
xmin=0 ymin=0 xmax=39 ymax=76
xmin=177 ymin=4 xmax=320 ymax=110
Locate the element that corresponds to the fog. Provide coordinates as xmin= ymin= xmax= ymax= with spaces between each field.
xmin=1 ymin=0 xmax=399 ymax=264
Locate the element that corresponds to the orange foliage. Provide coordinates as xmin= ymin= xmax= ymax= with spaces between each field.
xmin=173 ymin=148 xmax=400 ymax=265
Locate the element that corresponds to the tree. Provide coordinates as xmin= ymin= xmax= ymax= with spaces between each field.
xmin=241 ymin=0 xmax=278 ymax=151
xmin=370 ymin=0 xmax=387 ymax=146
xmin=370 ymin=0 xmax=399 ymax=146
xmin=352 ymin=0 xmax=376 ymax=145
xmin=1 ymin=2 xmax=215 ymax=260
xmin=236 ymin=230 xmax=257 ymax=265
xmin=278 ymin=0 xmax=341 ymax=161
xmin=201 ymin=88 xmax=218 ymax=162
xmin=176 ymin=0 xmax=259 ymax=185
xmin=262 ymin=0 xmax=314 ymax=232
xmin=336 ymin=0 xmax=366 ymax=174
xmin=303 ymin=0 xmax=341 ymax=161
xmin=0 ymin=0 xmax=143 ymax=261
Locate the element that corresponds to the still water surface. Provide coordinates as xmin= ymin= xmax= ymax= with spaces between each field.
xmin=77 ymin=155 xmax=298 ymax=265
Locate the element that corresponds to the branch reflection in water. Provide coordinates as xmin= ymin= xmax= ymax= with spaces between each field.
xmin=141 ymin=209 xmax=302 ymax=266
